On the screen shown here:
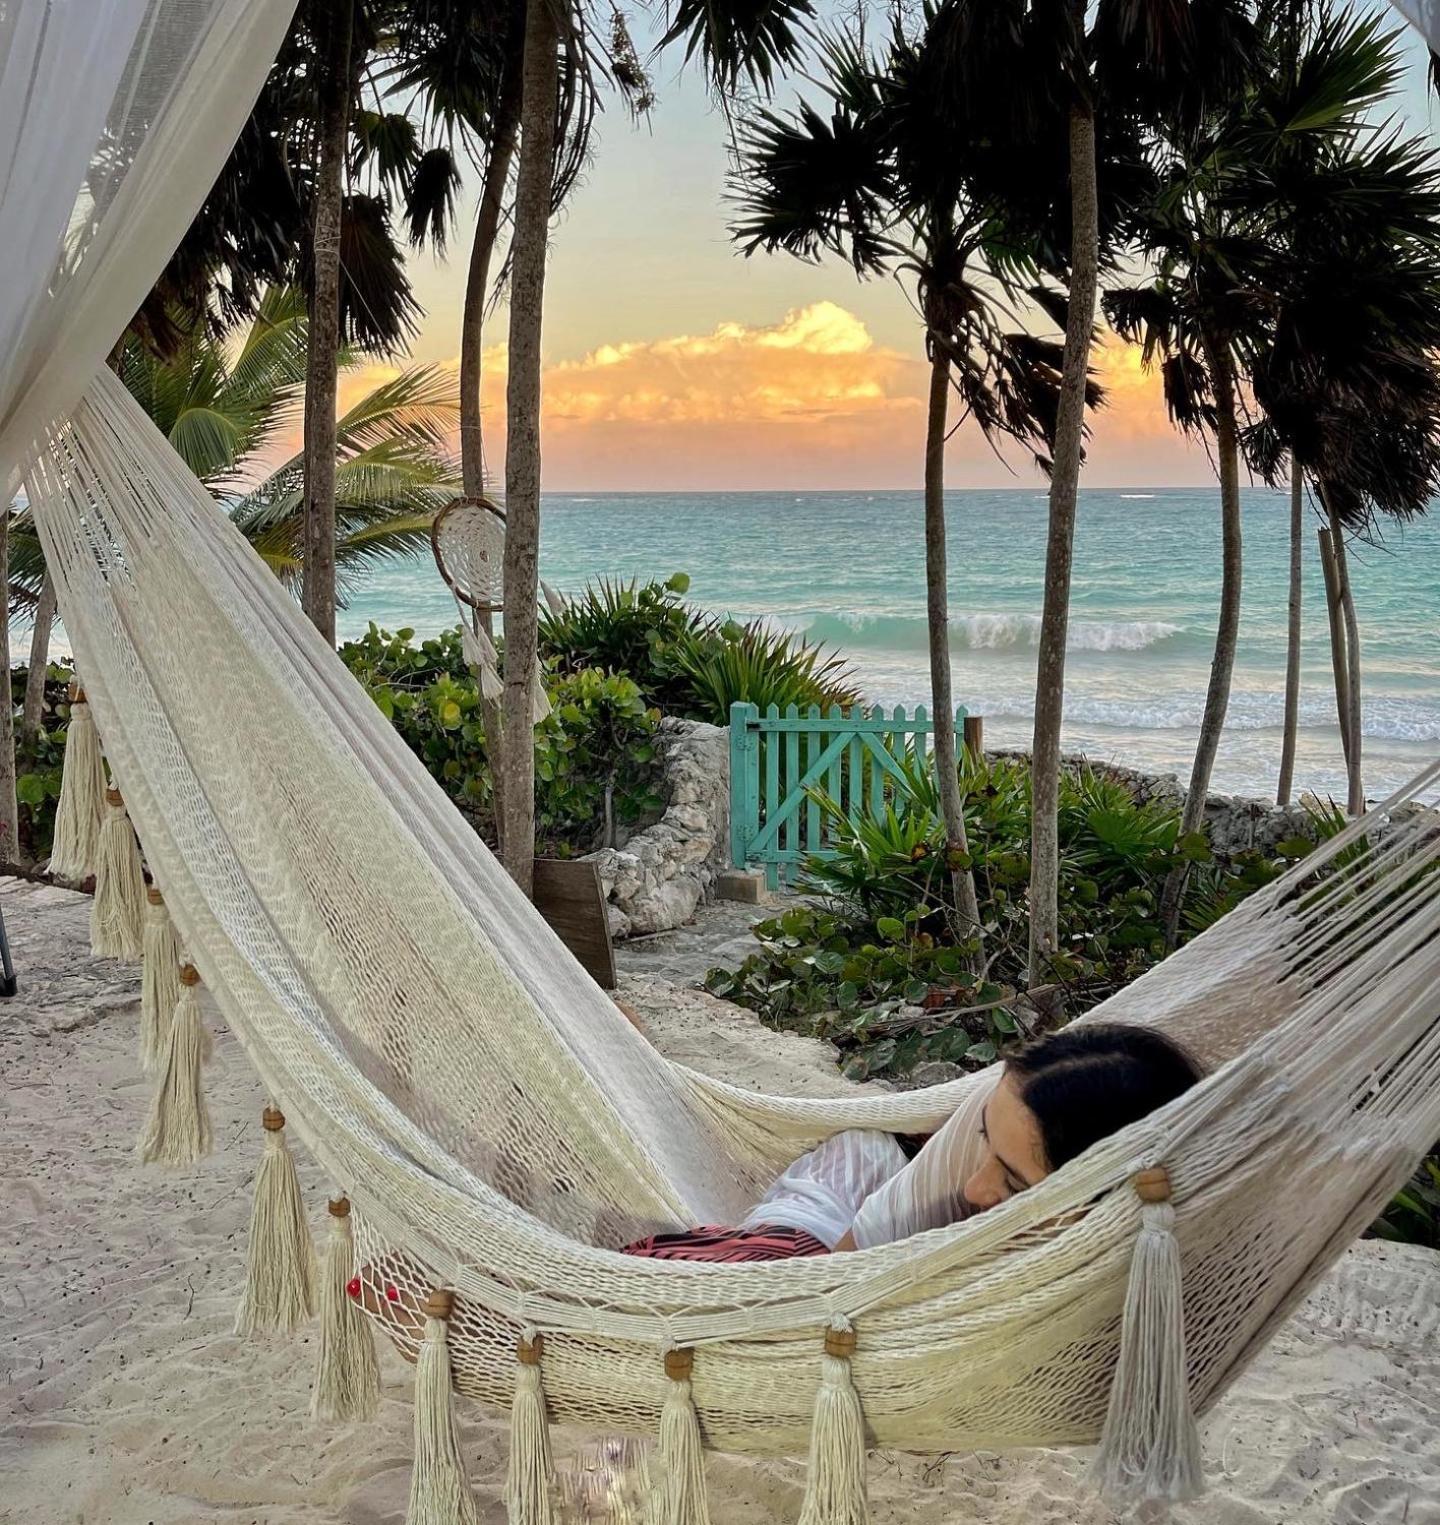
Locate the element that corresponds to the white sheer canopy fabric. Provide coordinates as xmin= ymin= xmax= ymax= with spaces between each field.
xmin=1388 ymin=0 xmax=1440 ymax=49
xmin=0 ymin=0 xmax=298 ymax=494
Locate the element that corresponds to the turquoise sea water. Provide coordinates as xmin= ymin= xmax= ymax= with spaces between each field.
xmin=344 ymin=487 xmax=1438 ymax=803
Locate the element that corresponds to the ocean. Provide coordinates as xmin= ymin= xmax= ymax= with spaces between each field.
xmin=341 ymin=487 xmax=1440 ymax=805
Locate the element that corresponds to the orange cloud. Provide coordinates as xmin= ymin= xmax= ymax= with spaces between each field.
xmin=247 ymin=303 xmax=1216 ymax=491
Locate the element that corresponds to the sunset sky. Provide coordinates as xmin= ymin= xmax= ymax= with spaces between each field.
xmin=378 ymin=3 xmax=1438 ymax=493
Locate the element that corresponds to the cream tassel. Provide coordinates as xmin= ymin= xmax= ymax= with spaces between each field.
xmin=312 ymin=1196 xmax=381 ymax=1422
xmin=49 ymin=685 xmax=106 ymax=880
xmin=1091 ymin=1167 xmax=1203 ymax=1504
xmin=460 ymin=621 xmax=505 ymax=704
xmin=505 ymin=1330 xmax=555 ymax=1525
xmin=139 ymin=887 xmax=182 ymax=1071
xmin=655 ymin=1346 xmax=709 ymax=1525
xmin=540 ymin=579 xmax=565 ymax=617
xmin=235 ymin=1107 xmax=316 ymax=1337
xmin=90 ymin=786 xmax=145 ymax=960
xmin=529 ymin=670 xmax=551 ymax=725
xmin=797 ymin=1320 xmax=868 ymax=1525
xmin=136 ymin=962 xmax=212 ymax=1166
xmin=407 ymin=1289 xmax=479 ymax=1525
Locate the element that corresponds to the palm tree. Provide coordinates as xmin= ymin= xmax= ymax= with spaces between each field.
xmin=1108 ymin=4 xmax=1407 ymax=936
xmin=492 ymin=0 xmax=816 ymax=890
xmin=11 ymin=289 xmax=459 ymax=633
xmin=734 ymin=14 xmax=1093 ymax=955
xmin=1244 ymin=114 xmax=1440 ymax=812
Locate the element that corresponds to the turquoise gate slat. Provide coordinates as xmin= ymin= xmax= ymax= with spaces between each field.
xmin=729 ymin=701 xmax=972 ymax=889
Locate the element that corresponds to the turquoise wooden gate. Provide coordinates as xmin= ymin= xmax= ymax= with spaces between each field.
xmin=729 ymin=701 xmax=972 ymax=888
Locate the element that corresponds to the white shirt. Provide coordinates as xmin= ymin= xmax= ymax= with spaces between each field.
xmin=738 ymin=1070 xmax=1001 ymax=1249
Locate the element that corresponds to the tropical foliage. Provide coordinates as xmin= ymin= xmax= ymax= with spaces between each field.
xmin=707 ymin=752 xmax=1309 ymax=1083
xmin=336 ymin=624 xmax=663 ymax=853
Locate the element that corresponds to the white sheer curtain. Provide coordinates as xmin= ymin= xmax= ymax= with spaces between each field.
xmin=0 ymin=0 xmax=298 ymax=492
xmin=1387 ymin=1 xmax=1440 ymax=50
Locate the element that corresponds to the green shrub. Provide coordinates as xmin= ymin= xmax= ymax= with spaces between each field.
xmin=337 ymin=623 xmax=661 ymax=853
xmin=8 ymin=663 xmax=74 ymax=864
xmin=539 ymin=574 xmax=861 ymax=722
xmin=708 ymin=753 xmax=1311 ymax=1081
xmin=666 ymin=618 xmax=862 ymax=723
xmin=539 ymin=574 xmax=706 ymax=711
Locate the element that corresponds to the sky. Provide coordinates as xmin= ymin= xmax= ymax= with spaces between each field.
xmin=374 ymin=2 xmax=1440 ymax=493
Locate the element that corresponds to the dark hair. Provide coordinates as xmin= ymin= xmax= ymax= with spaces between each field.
xmin=1006 ymin=1024 xmax=1202 ymax=1171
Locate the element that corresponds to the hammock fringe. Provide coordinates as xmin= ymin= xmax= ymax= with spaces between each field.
xmin=136 ymin=963 xmax=212 ymax=1166
xmin=312 ymin=1196 xmax=380 ymax=1423
xmin=407 ymin=1291 xmax=479 ymax=1525
xmin=1092 ymin=1168 xmax=1203 ymax=1505
xmin=234 ymin=1108 xmax=316 ymax=1337
xmin=90 ymin=787 xmax=145 ymax=961
xmin=505 ymin=1331 xmax=555 ymax=1525
xmin=48 ymin=687 xmax=105 ymax=881
xmin=797 ymin=1320 xmax=868 ymax=1525
xmin=655 ymin=1347 xmax=710 ymax=1525
xmin=139 ymin=887 xmax=182 ymax=1071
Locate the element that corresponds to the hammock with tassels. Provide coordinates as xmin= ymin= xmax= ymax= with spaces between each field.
xmin=4 ymin=3 xmax=1440 ymax=1521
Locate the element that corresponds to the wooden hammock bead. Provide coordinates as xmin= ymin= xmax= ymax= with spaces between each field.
xmin=517 ymin=1332 xmax=544 ymax=1366
xmin=1134 ymin=1166 xmax=1173 ymax=1204
xmin=422 ymin=1289 xmax=455 ymax=1321
xmin=146 ymin=886 xmax=164 ymax=906
xmin=105 ymin=786 xmax=123 ymax=807
xmin=327 ymin=1196 xmax=351 ymax=1218
xmin=179 ymin=964 xmax=201 ymax=987
xmin=262 ymin=1106 xmax=285 ymax=1132
xmin=664 ymin=1347 xmax=694 ymax=1381
xmin=823 ymin=1325 xmax=857 ymax=1360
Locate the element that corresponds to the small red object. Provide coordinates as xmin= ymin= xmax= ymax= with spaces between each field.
xmin=345 ymin=1277 xmax=361 ymax=1300
xmin=384 ymin=1283 xmax=399 ymax=1303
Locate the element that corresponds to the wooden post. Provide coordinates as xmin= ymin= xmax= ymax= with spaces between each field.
xmin=962 ymin=713 xmax=984 ymax=762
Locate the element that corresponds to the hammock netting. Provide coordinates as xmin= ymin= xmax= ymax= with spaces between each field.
xmin=4 ymin=0 xmax=1440 ymax=1501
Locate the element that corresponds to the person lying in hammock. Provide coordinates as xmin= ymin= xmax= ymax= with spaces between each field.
xmin=622 ymin=1023 xmax=1201 ymax=1263
xmin=354 ymin=1023 xmax=1201 ymax=1341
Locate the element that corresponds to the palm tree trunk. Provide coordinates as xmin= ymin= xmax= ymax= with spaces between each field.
xmin=461 ymin=47 xmax=522 ymax=853
xmin=300 ymin=0 xmax=354 ymax=647
xmin=1317 ymin=522 xmax=1351 ymax=775
xmin=499 ymin=0 xmax=562 ymax=895
xmin=461 ymin=60 xmax=522 ymax=499
xmin=1276 ymin=457 xmax=1303 ymax=805
xmin=22 ymin=573 xmax=57 ymax=741
xmin=923 ymin=344 xmax=982 ymax=959
xmin=0 ymin=508 xmax=20 ymax=865
xmin=1327 ymin=500 xmax=1363 ymax=813
xmin=1162 ymin=324 xmax=1242 ymax=943
xmin=1028 ymin=94 xmax=1097 ymax=989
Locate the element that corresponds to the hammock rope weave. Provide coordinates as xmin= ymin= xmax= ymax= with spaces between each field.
xmin=4 ymin=0 xmax=1439 ymax=1502
xmin=23 ymin=369 xmax=1440 ymax=1466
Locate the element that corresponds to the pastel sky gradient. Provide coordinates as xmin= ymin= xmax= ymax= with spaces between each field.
xmin=382 ymin=3 xmax=1438 ymax=492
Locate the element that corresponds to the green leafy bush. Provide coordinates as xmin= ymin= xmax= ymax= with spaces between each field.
xmin=337 ymin=623 xmax=661 ymax=853
xmin=8 ymin=663 xmax=74 ymax=865
xmin=708 ymin=752 xmax=1312 ymax=1082
xmin=667 ymin=618 xmax=862 ymax=722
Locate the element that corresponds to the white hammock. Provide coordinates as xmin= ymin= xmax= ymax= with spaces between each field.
xmin=4 ymin=0 xmax=1440 ymax=1515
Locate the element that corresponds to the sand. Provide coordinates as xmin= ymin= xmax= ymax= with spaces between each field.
xmin=2 ymin=877 xmax=1438 ymax=1524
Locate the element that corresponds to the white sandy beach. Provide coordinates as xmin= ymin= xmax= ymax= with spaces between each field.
xmin=2 ymin=878 xmax=1438 ymax=1525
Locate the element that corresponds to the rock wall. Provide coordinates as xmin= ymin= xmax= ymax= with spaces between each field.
xmin=586 ymin=718 xmax=729 ymax=937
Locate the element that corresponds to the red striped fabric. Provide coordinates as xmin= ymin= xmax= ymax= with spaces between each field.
xmin=621 ymin=1223 xmax=831 ymax=1263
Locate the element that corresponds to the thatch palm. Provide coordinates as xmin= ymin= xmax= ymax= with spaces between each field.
xmin=1108 ymin=4 xmax=1415 ymax=932
xmin=733 ymin=13 xmax=1095 ymax=955
xmin=12 ymin=289 xmax=459 ymax=648
xmin=1244 ymin=122 xmax=1440 ymax=807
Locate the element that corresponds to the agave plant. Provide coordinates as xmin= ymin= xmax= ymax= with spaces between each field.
xmin=668 ymin=619 xmax=862 ymax=723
